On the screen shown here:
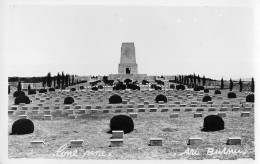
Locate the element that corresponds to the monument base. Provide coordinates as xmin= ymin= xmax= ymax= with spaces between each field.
xmin=109 ymin=74 xmax=147 ymax=81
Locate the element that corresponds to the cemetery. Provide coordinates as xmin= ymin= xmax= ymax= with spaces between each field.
xmin=8 ymin=43 xmax=255 ymax=160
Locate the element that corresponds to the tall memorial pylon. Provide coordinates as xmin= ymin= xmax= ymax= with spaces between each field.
xmin=118 ymin=43 xmax=138 ymax=74
xmin=109 ymin=42 xmax=147 ymax=81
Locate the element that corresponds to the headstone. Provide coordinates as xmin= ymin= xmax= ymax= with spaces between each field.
xmin=10 ymin=106 xmax=18 ymax=110
xmin=149 ymin=138 xmax=163 ymax=146
xmin=67 ymin=109 xmax=74 ymax=114
xmin=112 ymin=131 xmax=124 ymax=139
xmin=64 ymin=105 xmax=71 ymax=109
xmin=130 ymin=113 xmax=138 ymax=118
xmin=79 ymin=109 xmax=86 ymax=114
xmin=30 ymin=141 xmax=45 ymax=148
xmin=218 ymin=112 xmax=226 ymax=117
xmin=44 ymin=115 xmax=53 ymax=120
xmin=194 ymin=113 xmax=203 ymax=118
xmin=43 ymin=110 xmax=51 ymax=115
xmin=184 ymin=108 xmax=192 ymax=112
xmin=70 ymin=140 xmax=84 ymax=148
xmin=220 ymin=107 xmax=228 ymax=111
xmin=227 ymin=137 xmax=241 ymax=145
xmin=8 ymin=110 xmax=15 ymax=114
xmin=68 ymin=114 xmax=77 ymax=119
xmin=170 ymin=113 xmax=179 ymax=118
xmin=127 ymin=108 xmax=134 ymax=113
xmin=232 ymin=107 xmax=240 ymax=111
xmin=18 ymin=115 xmax=28 ymax=119
xmin=161 ymin=108 xmax=168 ymax=112
xmin=196 ymin=107 xmax=204 ymax=112
xmin=110 ymin=139 xmax=123 ymax=147
xmin=138 ymin=108 xmax=145 ymax=112
xmin=75 ymin=105 xmax=82 ymax=109
xmin=241 ymin=112 xmax=250 ymax=117
xmin=21 ymin=106 xmax=29 ymax=110
xmin=244 ymin=107 xmax=252 ymax=111
xmin=187 ymin=138 xmax=203 ymax=145
xmin=208 ymin=107 xmax=216 ymax=111
xmin=149 ymin=108 xmax=157 ymax=112
xmin=172 ymin=108 xmax=180 ymax=112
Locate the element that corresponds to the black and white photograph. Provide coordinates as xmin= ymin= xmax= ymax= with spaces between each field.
xmin=1 ymin=0 xmax=259 ymax=163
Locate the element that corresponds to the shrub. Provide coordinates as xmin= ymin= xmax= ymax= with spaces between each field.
xmin=124 ymin=79 xmax=132 ymax=84
xmin=176 ymin=84 xmax=185 ymax=90
xmin=109 ymin=94 xmax=122 ymax=104
xmin=202 ymin=95 xmax=212 ymax=102
xmin=98 ymin=85 xmax=103 ymax=89
xmin=10 ymin=119 xmax=34 ymax=135
xmin=64 ymin=96 xmax=74 ymax=104
xmin=155 ymin=86 xmax=162 ymax=90
xmin=193 ymin=86 xmax=200 ymax=91
xmin=92 ymin=87 xmax=98 ymax=91
xmin=14 ymin=96 xmax=30 ymax=105
xmin=201 ymin=115 xmax=224 ymax=132
xmin=70 ymin=88 xmax=76 ymax=91
xmin=79 ymin=86 xmax=84 ymax=89
xmin=204 ymin=89 xmax=209 ymax=93
xmin=39 ymin=89 xmax=47 ymax=93
xmin=246 ymin=94 xmax=254 ymax=103
xmin=28 ymin=89 xmax=36 ymax=95
xmin=198 ymin=86 xmax=205 ymax=90
xmin=13 ymin=91 xmax=25 ymax=98
xmin=155 ymin=94 xmax=167 ymax=103
xmin=214 ymin=90 xmax=221 ymax=94
xmin=227 ymin=92 xmax=236 ymax=98
xmin=49 ymin=88 xmax=55 ymax=92
xmin=170 ymin=84 xmax=175 ymax=89
xmin=107 ymin=115 xmax=134 ymax=134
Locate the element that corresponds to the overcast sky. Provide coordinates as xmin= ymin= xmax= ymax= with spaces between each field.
xmin=3 ymin=0 xmax=257 ymax=80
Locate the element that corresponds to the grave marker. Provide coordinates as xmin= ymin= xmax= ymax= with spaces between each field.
xmin=149 ymin=138 xmax=163 ymax=146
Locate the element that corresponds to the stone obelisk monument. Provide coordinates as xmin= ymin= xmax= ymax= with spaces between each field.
xmin=118 ymin=43 xmax=138 ymax=74
xmin=109 ymin=42 xmax=147 ymax=81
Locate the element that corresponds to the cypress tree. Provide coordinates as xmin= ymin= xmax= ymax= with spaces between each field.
xmin=198 ymin=75 xmax=201 ymax=85
xmin=251 ymin=77 xmax=254 ymax=92
xmin=61 ymin=71 xmax=65 ymax=89
xmin=8 ymin=85 xmax=10 ymax=94
xmin=239 ymin=78 xmax=243 ymax=92
xmin=202 ymin=75 xmax=206 ymax=86
xmin=220 ymin=78 xmax=224 ymax=90
xmin=229 ymin=78 xmax=233 ymax=91
xmin=17 ymin=81 xmax=22 ymax=91
xmin=57 ymin=73 xmax=61 ymax=88
xmin=47 ymin=72 xmax=52 ymax=87
xmin=42 ymin=77 xmax=46 ymax=88
xmin=28 ymin=84 xmax=31 ymax=91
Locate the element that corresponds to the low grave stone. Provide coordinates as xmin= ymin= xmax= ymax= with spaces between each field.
xmin=187 ymin=138 xmax=203 ymax=145
xmin=227 ymin=137 xmax=241 ymax=145
xmin=170 ymin=113 xmax=179 ymax=118
xmin=194 ymin=113 xmax=203 ymax=118
xmin=149 ymin=138 xmax=163 ymax=146
xmin=30 ymin=141 xmax=45 ymax=148
xmin=241 ymin=112 xmax=250 ymax=117
xmin=218 ymin=112 xmax=226 ymax=117
xmin=110 ymin=139 xmax=123 ymax=147
xmin=70 ymin=140 xmax=84 ymax=148
xmin=44 ymin=115 xmax=53 ymax=120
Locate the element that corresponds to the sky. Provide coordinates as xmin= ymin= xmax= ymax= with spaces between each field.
xmin=3 ymin=0 xmax=258 ymax=80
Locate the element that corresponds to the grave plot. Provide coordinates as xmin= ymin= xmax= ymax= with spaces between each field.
xmin=8 ymin=88 xmax=254 ymax=160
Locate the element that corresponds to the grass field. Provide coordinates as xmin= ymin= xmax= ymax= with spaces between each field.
xmin=8 ymin=88 xmax=254 ymax=160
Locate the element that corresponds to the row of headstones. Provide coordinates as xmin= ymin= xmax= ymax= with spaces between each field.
xmin=11 ymin=99 xmax=254 ymax=113
xmin=29 ymin=132 xmax=242 ymax=148
xmin=9 ymin=107 xmax=251 ymax=120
